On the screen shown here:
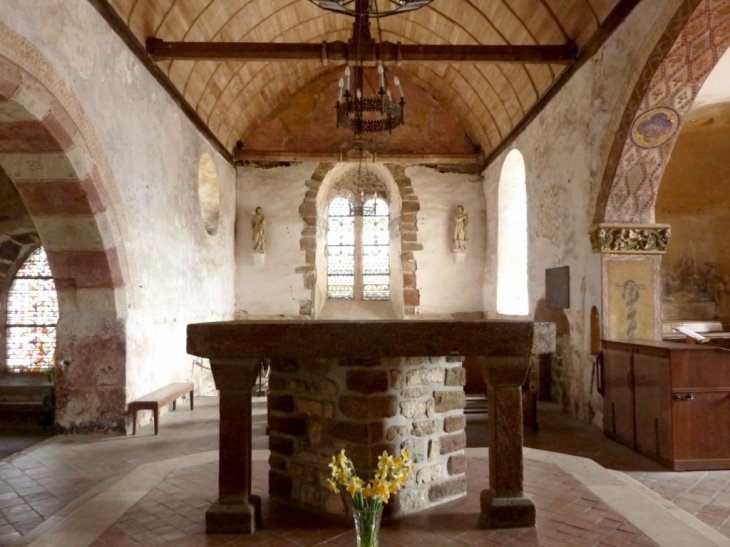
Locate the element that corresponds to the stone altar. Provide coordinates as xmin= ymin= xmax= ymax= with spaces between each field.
xmin=186 ymin=320 xmax=555 ymax=534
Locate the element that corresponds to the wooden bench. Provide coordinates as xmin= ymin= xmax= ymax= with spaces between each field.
xmin=128 ymin=382 xmax=194 ymax=435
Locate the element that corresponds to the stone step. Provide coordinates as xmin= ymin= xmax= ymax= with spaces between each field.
xmin=0 ymin=384 xmax=50 ymax=403
xmin=465 ymin=394 xmax=488 ymax=415
xmin=0 ymin=401 xmax=44 ymax=413
xmin=0 ymin=401 xmax=48 ymax=431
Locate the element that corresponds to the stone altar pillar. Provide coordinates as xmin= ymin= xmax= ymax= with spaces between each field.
xmin=479 ymin=356 xmax=534 ymax=528
xmin=205 ymin=359 xmax=263 ymax=534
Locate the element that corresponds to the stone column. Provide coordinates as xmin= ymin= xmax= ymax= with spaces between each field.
xmin=478 ymin=356 xmax=534 ymax=528
xmin=591 ymin=223 xmax=670 ymax=341
xmin=206 ymin=359 xmax=263 ymax=534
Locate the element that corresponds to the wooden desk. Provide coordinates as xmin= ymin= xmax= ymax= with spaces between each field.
xmin=602 ymin=339 xmax=730 ymax=470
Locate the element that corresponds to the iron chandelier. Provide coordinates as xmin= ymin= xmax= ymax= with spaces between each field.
xmin=309 ymin=0 xmax=434 ymax=136
xmin=308 ymin=0 xmax=434 ymax=18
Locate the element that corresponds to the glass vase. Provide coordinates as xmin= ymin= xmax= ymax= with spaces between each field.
xmin=352 ymin=505 xmax=383 ymax=547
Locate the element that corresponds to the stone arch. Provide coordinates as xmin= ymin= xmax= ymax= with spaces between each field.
xmin=296 ymin=162 xmax=422 ymax=318
xmin=596 ymin=0 xmax=730 ymax=223
xmin=0 ymin=53 xmax=130 ymax=431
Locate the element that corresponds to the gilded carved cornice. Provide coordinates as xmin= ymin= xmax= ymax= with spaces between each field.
xmin=590 ymin=223 xmax=671 ymax=254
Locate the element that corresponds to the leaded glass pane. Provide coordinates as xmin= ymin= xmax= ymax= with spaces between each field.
xmin=6 ymin=326 xmax=56 ymax=372
xmin=7 ymin=279 xmax=59 ymax=325
xmin=16 ymin=248 xmax=53 ymax=278
xmin=363 ymin=198 xmax=390 ymax=300
xmin=327 ymin=197 xmax=355 ymax=299
xmin=327 ymin=217 xmax=355 ymax=247
xmin=329 ymin=196 xmax=352 ymax=217
xmin=6 ymin=247 xmax=58 ymax=373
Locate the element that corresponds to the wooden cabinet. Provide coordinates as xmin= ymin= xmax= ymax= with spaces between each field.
xmin=602 ymin=339 xmax=730 ymax=470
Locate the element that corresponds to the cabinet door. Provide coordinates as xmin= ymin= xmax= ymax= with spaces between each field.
xmin=672 ymin=391 xmax=730 ymax=466
xmin=633 ymin=354 xmax=671 ymax=462
xmin=603 ymin=348 xmax=634 ymax=447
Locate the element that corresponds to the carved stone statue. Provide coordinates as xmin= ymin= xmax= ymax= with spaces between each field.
xmin=251 ymin=206 xmax=266 ymax=253
xmin=453 ymin=205 xmax=468 ymax=252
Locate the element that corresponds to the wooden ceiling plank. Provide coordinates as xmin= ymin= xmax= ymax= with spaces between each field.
xmin=109 ymin=0 xmax=136 ymax=21
xmin=412 ymin=64 xmax=502 ymax=149
xmin=199 ymin=27 xmax=352 ymax=130
xmin=147 ymin=38 xmax=577 ymax=64
xmin=89 ymin=0 xmax=233 ymax=163
xmin=483 ymin=0 xmax=643 ymax=167
xmin=544 ymin=0 xmax=599 ymax=47
xmin=588 ymin=0 xmax=622 ymax=22
xmin=181 ymin=4 xmax=332 ymax=109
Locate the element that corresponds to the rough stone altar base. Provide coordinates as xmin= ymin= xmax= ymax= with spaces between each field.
xmin=268 ymin=355 xmax=467 ymax=516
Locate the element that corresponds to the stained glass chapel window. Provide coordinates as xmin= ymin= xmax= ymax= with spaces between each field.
xmin=6 ymin=247 xmax=58 ymax=372
xmin=327 ymin=196 xmax=389 ymax=300
xmin=362 ymin=198 xmax=389 ymax=299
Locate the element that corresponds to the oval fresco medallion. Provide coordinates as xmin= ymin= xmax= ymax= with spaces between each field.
xmin=631 ymin=107 xmax=680 ymax=148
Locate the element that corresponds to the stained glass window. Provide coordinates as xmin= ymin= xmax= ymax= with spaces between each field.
xmin=363 ymin=198 xmax=390 ymax=300
xmin=6 ymin=247 xmax=58 ymax=373
xmin=326 ymin=195 xmax=390 ymax=301
xmin=327 ymin=197 xmax=356 ymax=299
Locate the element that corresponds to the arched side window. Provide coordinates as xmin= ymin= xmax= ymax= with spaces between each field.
xmin=497 ymin=150 xmax=528 ymax=316
xmin=327 ymin=196 xmax=390 ymax=300
xmin=6 ymin=247 xmax=58 ymax=372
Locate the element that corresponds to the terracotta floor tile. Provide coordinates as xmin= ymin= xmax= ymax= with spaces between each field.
xmin=0 ymin=398 xmax=708 ymax=547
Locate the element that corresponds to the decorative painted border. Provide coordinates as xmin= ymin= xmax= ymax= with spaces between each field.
xmin=590 ymin=223 xmax=671 ymax=253
xmin=597 ymin=0 xmax=730 ymax=223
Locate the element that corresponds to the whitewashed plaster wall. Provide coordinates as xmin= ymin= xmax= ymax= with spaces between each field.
xmin=0 ymin=0 xmax=236 ymax=400
xmin=236 ymin=163 xmax=315 ymax=318
xmin=482 ymin=0 xmax=685 ymax=423
xmin=408 ymin=167 xmax=486 ymax=316
xmin=236 ymin=163 xmax=487 ymax=318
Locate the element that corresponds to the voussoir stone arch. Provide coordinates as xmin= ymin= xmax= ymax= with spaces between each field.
xmin=0 ymin=48 xmax=130 ymax=431
xmin=596 ymin=0 xmax=730 ymax=223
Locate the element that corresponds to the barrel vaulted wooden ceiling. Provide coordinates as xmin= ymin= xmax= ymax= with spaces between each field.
xmin=102 ymin=0 xmax=628 ymax=162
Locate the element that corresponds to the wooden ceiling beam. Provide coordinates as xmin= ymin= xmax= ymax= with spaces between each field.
xmin=233 ymin=149 xmax=484 ymax=165
xmin=147 ymin=38 xmax=577 ymax=65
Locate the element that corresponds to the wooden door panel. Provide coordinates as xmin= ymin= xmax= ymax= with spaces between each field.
xmin=634 ymin=355 xmax=671 ymax=461
xmin=673 ymin=391 xmax=730 ymax=461
xmin=603 ymin=348 xmax=634 ymax=447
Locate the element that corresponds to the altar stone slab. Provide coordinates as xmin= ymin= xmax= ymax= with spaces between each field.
xmin=187 ymin=320 xmax=555 ymax=534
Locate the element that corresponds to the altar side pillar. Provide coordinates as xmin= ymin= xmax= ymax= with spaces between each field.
xmin=478 ymin=356 xmax=535 ymax=528
xmin=206 ymin=359 xmax=262 ymax=534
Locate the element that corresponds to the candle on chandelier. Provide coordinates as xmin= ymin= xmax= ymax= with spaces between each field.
xmin=394 ymin=76 xmax=404 ymax=100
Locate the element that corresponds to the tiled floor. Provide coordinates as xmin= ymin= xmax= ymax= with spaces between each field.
xmin=629 ymin=470 xmax=730 ymax=539
xmin=91 ymin=457 xmax=660 ymax=547
xmin=0 ymin=399 xmax=728 ymax=546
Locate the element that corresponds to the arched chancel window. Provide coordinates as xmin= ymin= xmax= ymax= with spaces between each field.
xmin=497 ymin=150 xmax=528 ymax=316
xmin=327 ymin=196 xmax=390 ymax=300
xmin=6 ymin=247 xmax=58 ymax=372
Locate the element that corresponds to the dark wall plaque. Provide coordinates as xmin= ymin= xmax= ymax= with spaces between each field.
xmin=546 ymin=266 xmax=569 ymax=309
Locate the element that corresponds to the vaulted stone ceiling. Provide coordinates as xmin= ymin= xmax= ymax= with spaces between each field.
xmin=107 ymin=0 xmax=624 ymax=158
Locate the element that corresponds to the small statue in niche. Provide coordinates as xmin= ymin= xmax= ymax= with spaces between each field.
xmin=251 ymin=206 xmax=266 ymax=253
xmin=453 ymin=205 xmax=468 ymax=252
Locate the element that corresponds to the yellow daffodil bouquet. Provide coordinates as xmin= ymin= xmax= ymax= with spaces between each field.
xmin=327 ymin=448 xmax=414 ymax=512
